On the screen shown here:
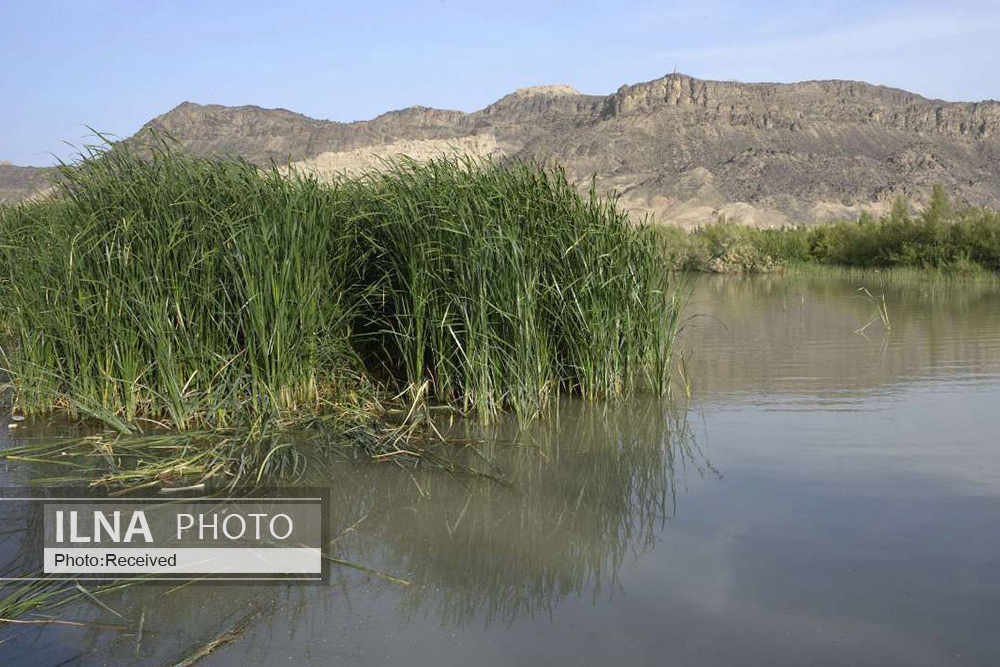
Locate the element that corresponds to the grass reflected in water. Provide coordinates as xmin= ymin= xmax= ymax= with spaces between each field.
xmin=0 ymin=398 xmax=705 ymax=661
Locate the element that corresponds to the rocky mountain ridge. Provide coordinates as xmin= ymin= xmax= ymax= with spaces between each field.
xmin=6 ymin=73 xmax=1000 ymax=226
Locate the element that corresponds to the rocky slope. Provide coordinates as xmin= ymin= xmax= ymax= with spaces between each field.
xmin=11 ymin=74 xmax=1000 ymax=226
xmin=0 ymin=162 xmax=56 ymax=203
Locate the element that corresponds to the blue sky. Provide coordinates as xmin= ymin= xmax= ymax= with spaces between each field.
xmin=2 ymin=0 xmax=998 ymax=166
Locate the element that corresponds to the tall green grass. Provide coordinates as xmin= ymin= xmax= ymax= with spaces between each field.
xmin=0 ymin=144 xmax=357 ymax=431
xmin=344 ymin=158 xmax=682 ymax=419
xmin=0 ymin=143 xmax=681 ymax=431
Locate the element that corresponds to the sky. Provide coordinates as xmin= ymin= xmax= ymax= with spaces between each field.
xmin=1 ymin=0 xmax=999 ymax=166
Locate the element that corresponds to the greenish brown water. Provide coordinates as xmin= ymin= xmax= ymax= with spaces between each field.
xmin=3 ymin=273 xmax=1000 ymax=666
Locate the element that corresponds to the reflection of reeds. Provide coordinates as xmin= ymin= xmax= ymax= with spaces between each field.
xmin=325 ymin=398 xmax=708 ymax=628
xmin=0 ymin=399 xmax=707 ymax=658
xmin=855 ymin=286 xmax=892 ymax=334
xmin=790 ymin=264 xmax=1000 ymax=285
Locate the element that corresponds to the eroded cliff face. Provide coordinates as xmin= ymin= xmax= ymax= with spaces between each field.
xmin=9 ymin=73 xmax=1000 ymax=227
xmin=604 ymin=75 xmax=1000 ymax=138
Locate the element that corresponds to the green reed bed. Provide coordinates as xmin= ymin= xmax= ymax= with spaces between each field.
xmin=344 ymin=157 xmax=682 ymax=419
xmin=0 ymin=143 xmax=681 ymax=442
xmin=0 ymin=147 xmax=358 ymax=432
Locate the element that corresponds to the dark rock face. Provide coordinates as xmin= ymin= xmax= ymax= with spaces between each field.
xmin=9 ymin=73 xmax=1000 ymax=225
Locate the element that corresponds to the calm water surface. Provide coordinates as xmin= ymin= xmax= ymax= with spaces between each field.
xmin=3 ymin=273 xmax=1000 ymax=666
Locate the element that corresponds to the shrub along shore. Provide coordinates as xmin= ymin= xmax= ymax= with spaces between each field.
xmin=659 ymin=186 xmax=1000 ymax=276
xmin=0 ymin=143 xmax=681 ymax=455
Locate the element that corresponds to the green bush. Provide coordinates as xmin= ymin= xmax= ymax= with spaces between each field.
xmin=802 ymin=194 xmax=1000 ymax=270
xmin=654 ymin=186 xmax=1000 ymax=274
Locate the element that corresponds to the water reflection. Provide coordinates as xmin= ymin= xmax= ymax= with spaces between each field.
xmin=322 ymin=400 xmax=706 ymax=628
xmin=682 ymin=274 xmax=1000 ymax=399
xmin=0 ymin=399 xmax=704 ymax=664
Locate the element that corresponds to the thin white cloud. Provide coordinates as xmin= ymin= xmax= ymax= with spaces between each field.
xmin=657 ymin=10 xmax=1000 ymax=68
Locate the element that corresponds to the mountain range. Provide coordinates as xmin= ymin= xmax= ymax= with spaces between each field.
xmin=4 ymin=73 xmax=999 ymax=226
